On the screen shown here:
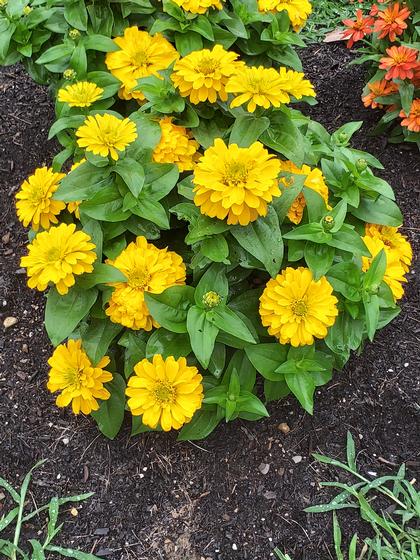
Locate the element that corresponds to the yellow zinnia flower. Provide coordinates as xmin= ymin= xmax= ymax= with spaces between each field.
xmin=172 ymin=0 xmax=223 ymax=13
xmin=362 ymin=235 xmax=408 ymax=301
xmin=365 ymin=223 xmax=412 ymax=272
xmin=193 ymin=139 xmax=281 ymax=226
xmin=259 ymin=267 xmax=339 ymax=347
xmin=105 ymin=27 xmax=179 ymax=101
xmin=171 ymin=45 xmax=241 ymax=104
xmin=257 ymin=0 xmax=312 ymax=29
xmin=280 ymin=160 xmax=329 ymax=225
xmin=15 ymin=167 xmax=66 ymax=231
xmin=57 ymin=81 xmax=104 ymax=107
xmin=20 ymin=223 xmax=96 ymax=295
xmin=47 ymin=339 xmax=113 ymax=415
xmin=226 ymin=66 xmax=292 ymax=112
xmin=106 ymin=236 xmax=186 ymax=331
xmin=75 ymin=114 xmax=137 ymax=160
xmin=126 ymin=354 xmax=203 ymax=431
xmin=152 ymin=116 xmax=200 ymax=172
xmin=277 ymin=67 xmax=316 ymax=99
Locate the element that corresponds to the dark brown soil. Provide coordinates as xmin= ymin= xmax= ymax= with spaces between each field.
xmin=0 ymin=43 xmax=419 ymax=560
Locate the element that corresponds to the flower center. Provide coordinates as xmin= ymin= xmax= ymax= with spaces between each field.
xmin=46 ymin=246 xmax=63 ymax=263
xmin=134 ymin=49 xmax=150 ymax=69
xmin=28 ymin=186 xmax=47 ymax=204
xmin=224 ymin=160 xmax=249 ymax=186
xmin=291 ymin=299 xmax=308 ymax=317
xmin=65 ymin=366 xmax=84 ymax=390
xmin=197 ymin=56 xmax=218 ymax=75
xmin=154 ymin=382 xmax=175 ymax=404
xmin=128 ymin=269 xmax=150 ymax=289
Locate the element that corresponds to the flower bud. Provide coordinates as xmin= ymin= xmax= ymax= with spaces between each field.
xmin=337 ymin=131 xmax=349 ymax=144
xmin=322 ymin=214 xmax=335 ymax=231
xmin=69 ymin=28 xmax=81 ymax=40
xmin=228 ymin=393 xmax=236 ymax=401
xmin=63 ymin=68 xmax=77 ymax=80
xmin=356 ymin=158 xmax=368 ymax=172
xmin=23 ymin=5 xmax=32 ymax=15
xmin=202 ymin=290 xmax=222 ymax=309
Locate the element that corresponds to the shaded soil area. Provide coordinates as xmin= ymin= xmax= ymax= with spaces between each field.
xmin=0 ymin=44 xmax=419 ymax=560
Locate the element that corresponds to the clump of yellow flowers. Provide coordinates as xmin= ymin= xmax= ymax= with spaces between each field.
xmin=12 ymin=0 xmax=412 ymax=440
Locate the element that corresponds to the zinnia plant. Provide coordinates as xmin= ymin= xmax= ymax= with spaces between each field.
xmin=2 ymin=0 xmax=413 ymax=440
xmin=342 ymin=0 xmax=420 ymax=146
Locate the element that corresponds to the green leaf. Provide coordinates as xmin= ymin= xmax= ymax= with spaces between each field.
xmin=144 ymin=286 xmax=195 ymax=333
xmin=245 ymin=344 xmax=288 ymax=380
xmin=363 ymin=249 xmax=386 ymax=292
xmin=186 ymin=214 xmax=231 ymax=244
xmin=274 ymin=174 xmax=305 ymax=223
xmin=285 ymin=371 xmax=315 ymax=414
xmin=175 ymin=31 xmax=203 ymax=56
xmin=132 ymin=198 xmax=169 ymax=229
xmin=114 ymin=158 xmax=145 ymax=198
xmin=283 ymin=223 xmax=331 ymax=243
xmin=45 ymin=545 xmax=102 ymax=559
xmin=45 ymin=287 xmax=98 ymax=346
xmin=36 ymin=44 xmax=73 ymax=65
xmin=346 ymin=431 xmax=357 ymax=471
xmin=120 ymin=332 xmax=146 ymax=379
xmin=327 ymin=262 xmax=362 ymax=302
xmin=224 ymin=350 xmax=256 ymax=392
xmin=48 ymin=115 xmax=85 ymax=140
xmin=29 ymin=540 xmax=45 ymax=560
xmin=231 ymin=207 xmax=283 ymax=277
xmin=303 ymin=187 xmax=327 ymax=222
xmin=327 ymin=225 xmax=370 ymax=256
xmin=77 ymin=263 xmax=126 ymax=289
xmin=146 ymin=330 xmax=192 ymax=360
xmin=351 ymin=195 xmax=403 ymax=227
xmin=304 ymin=242 xmax=335 ymax=280
xmin=177 ymin=407 xmax=220 ymax=441
xmin=143 ymin=163 xmax=179 ymax=200
xmin=91 ymin=373 xmax=126 ymax=440
xmin=82 ymin=319 xmax=122 ymax=365
xmin=264 ymin=379 xmax=290 ymax=403
xmin=83 ymin=34 xmax=119 ymax=52
xmin=54 ymin=162 xmax=110 ymax=202
xmin=260 ymin=112 xmax=305 ymax=165
xmin=187 ymin=306 xmax=219 ymax=368
xmin=229 ymin=115 xmax=270 ymax=147
xmin=363 ymin=293 xmax=380 ymax=342
xmin=64 ymin=0 xmax=88 ymax=29
xmin=207 ymin=306 xmax=256 ymax=344
xmin=236 ymin=392 xmax=269 ymax=418
xmin=195 ymin=263 xmax=228 ymax=306
xmin=82 ymin=185 xmax=128 ymax=222
xmin=200 ymin=235 xmax=229 ymax=263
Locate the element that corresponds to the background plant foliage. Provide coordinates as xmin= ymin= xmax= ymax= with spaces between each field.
xmin=1 ymin=0 xmax=411 ymax=440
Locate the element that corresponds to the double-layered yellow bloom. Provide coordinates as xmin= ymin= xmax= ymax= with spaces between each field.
xmin=20 ymin=223 xmax=96 ymax=295
xmin=280 ymin=160 xmax=329 ymax=224
xmin=152 ymin=117 xmax=200 ymax=171
xmin=258 ymin=0 xmax=312 ymax=29
xmin=105 ymin=27 xmax=179 ymax=101
xmin=171 ymin=45 xmax=241 ymax=104
xmin=126 ymin=354 xmax=203 ymax=431
xmin=362 ymin=234 xmax=408 ymax=301
xmin=259 ymin=267 xmax=338 ymax=347
xmin=106 ymin=236 xmax=186 ymax=330
xmin=277 ymin=67 xmax=316 ymax=99
xmin=57 ymin=81 xmax=103 ymax=107
xmin=15 ymin=167 xmax=66 ymax=231
xmin=365 ymin=224 xmax=412 ymax=272
xmin=47 ymin=339 xmax=112 ymax=415
xmin=226 ymin=66 xmax=292 ymax=112
xmin=76 ymin=114 xmax=137 ymax=160
xmin=193 ymin=139 xmax=281 ymax=226
xmin=172 ymin=0 xmax=223 ymax=13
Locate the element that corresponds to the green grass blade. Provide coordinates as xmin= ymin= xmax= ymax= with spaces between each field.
xmin=346 ymin=431 xmax=357 ymax=471
xmin=0 ymin=507 xmax=19 ymax=532
xmin=0 ymin=477 xmax=20 ymax=504
xmin=45 ymin=544 xmax=104 ymax=559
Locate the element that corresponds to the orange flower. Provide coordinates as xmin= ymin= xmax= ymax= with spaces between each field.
xmin=343 ymin=10 xmax=375 ymax=47
xmin=400 ymin=99 xmax=420 ymax=132
xmin=362 ymin=79 xmax=398 ymax=109
xmin=373 ymin=3 xmax=410 ymax=42
xmin=370 ymin=4 xmax=380 ymax=16
xmin=379 ymin=46 xmax=419 ymax=80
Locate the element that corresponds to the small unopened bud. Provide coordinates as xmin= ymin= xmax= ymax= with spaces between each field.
xmin=23 ymin=5 xmax=32 ymax=15
xmin=322 ymin=214 xmax=335 ymax=231
xmin=69 ymin=28 xmax=81 ymax=40
xmin=228 ymin=393 xmax=236 ymax=401
xmin=63 ymin=68 xmax=77 ymax=80
xmin=202 ymin=291 xmax=221 ymax=309
xmin=337 ymin=131 xmax=349 ymax=144
xmin=356 ymin=158 xmax=368 ymax=172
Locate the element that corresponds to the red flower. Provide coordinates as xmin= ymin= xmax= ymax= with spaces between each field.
xmin=342 ymin=10 xmax=375 ymax=48
xmin=379 ymin=46 xmax=419 ymax=80
xmin=362 ymin=79 xmax=399 ymax=108
xmin=400 ymin=99 xmax=420 ymax=132
xmin=373 ymin=3 xmax=411 ymax=42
